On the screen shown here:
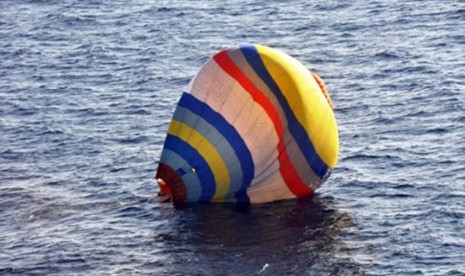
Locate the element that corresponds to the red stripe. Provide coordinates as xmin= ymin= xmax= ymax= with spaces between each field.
xmin=213 ymin=50 xmax=311 ymax=197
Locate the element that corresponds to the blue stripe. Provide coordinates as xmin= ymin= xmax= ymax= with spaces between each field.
xmin=239 ymin=44 xmax=329 ymax=179
xmin=178 ymin=93 xmax=253 ymax=203
xmin=164 ymin=134 xmax=215 ymax=202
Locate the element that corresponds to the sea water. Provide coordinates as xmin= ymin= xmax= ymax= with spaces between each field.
xmin=1 ymin=0 xmax=464 ymax=274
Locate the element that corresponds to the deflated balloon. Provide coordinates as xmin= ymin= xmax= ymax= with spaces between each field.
xmin=156 ymin=44 xmax=338 ymax=204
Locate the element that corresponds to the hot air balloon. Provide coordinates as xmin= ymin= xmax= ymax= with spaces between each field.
xmin=155 ymin=44 xmax=338 ymax=204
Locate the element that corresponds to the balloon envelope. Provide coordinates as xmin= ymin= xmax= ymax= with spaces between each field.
xmin=156 ymin=44 xmax=338 ymax=204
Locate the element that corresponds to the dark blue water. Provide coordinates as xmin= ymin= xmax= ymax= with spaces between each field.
xmin=1 ymin=0 xmax=464 ymax=275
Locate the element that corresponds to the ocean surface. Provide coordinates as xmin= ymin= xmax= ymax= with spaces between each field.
xmin=1 ymin=0 xmax=464 ymax=275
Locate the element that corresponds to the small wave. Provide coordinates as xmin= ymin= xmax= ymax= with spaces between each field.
xmin=447 ymin=8 xmax=465 ymax=20
xmin=426 ymin=127 xmax=449 ymax=134
xmin=111 ymin=135 xmax=149 ymax=144
xmin=157 ymin=7 xmax=173 ymax=12
xmin=373 ymin=50 xmax=401 ymax=60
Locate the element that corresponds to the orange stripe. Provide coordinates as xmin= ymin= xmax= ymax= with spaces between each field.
xmin=311 ymin=71 xmax=334 ymax=110
xmin=213 ymin=50 xmax=311 ymax=197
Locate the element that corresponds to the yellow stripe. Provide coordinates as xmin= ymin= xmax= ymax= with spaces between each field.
xmin=167 ymin=120 xmax=230 ymax=201
xmin=256 ymin=45 xmax=339 ymax=168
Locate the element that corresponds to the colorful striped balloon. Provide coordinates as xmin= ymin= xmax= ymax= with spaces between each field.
xmin=156 ymin=44 xmax=338 ymax=204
